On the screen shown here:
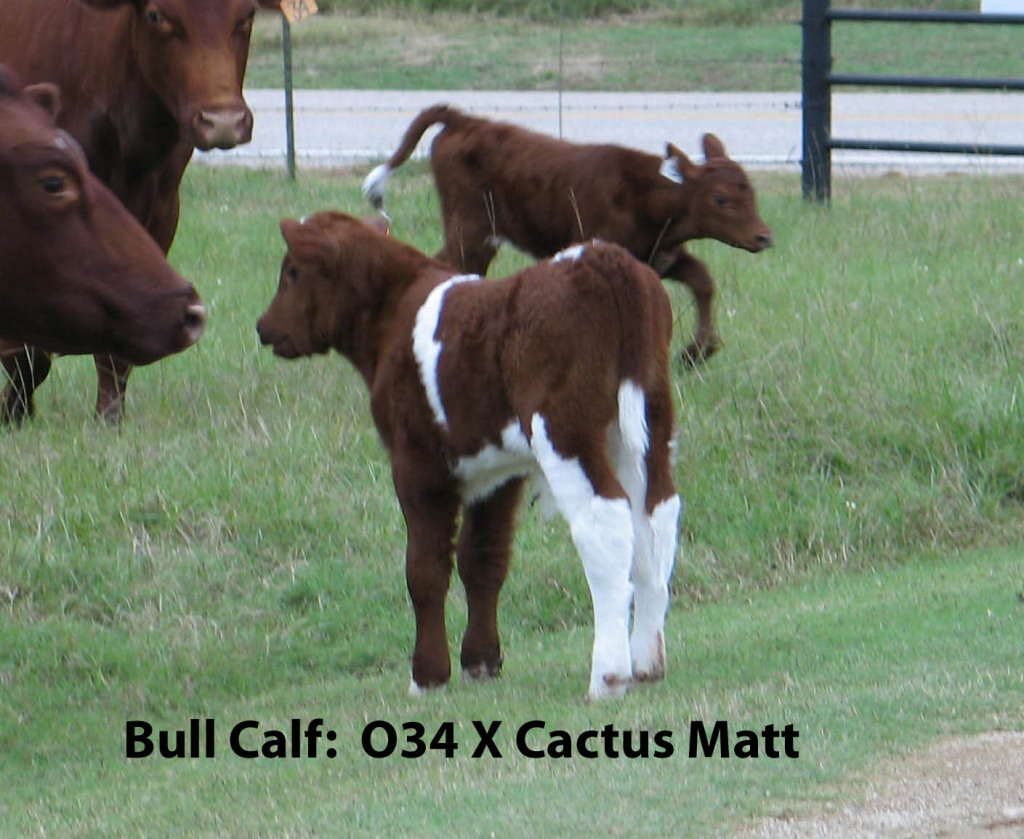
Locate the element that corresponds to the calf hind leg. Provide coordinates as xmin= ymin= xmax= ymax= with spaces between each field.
xmin=531 ymin=415 xmax=635 ymax=700
xmin=627 ymin=387 xmax=680 ymax=682
xmin=456 ymin=479 xmax=524 ymax=682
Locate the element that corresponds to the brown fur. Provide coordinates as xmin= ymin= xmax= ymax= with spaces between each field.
xmin=0 ymin=67 xmax=204 ymax=404
xmin=257 ymin=213 xmax=679 ymax=698
xmin=0 ymin=0 xmax=279 ymax=423
xmin=364 ymin=104 xmax=773 ymax=366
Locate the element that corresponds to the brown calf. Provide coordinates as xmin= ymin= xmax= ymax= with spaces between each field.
xmin=257 ymin=213 xmax=681 ymax=700
xmin=0 ymin=0 xmax=280 ymax=422
xmin=0 ymin=68 xmax=205 ymax=392
xmin=363 ymin=104 xmax=773 ymax=365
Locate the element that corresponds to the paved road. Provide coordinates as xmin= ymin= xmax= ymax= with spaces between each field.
xmin=192 ymin=89 xmax=1024 ymax=173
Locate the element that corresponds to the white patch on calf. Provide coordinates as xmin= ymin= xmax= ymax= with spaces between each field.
xmin=412 ymin=274 xmax=480 ymax=428
xmin=630 ymin=494 xmax=680 ymax=681
xmin=454 ymin=421 xmax=534 ymax=504
xmin=659 ymin=156 xmax=684 ymax=185
xmin=529 ymin=414 xmax=635 ymax=700
xmin=552 ymin=244 xmax=586 ymax=264
xmin=571 ymin=496 xmax=635 ymax=700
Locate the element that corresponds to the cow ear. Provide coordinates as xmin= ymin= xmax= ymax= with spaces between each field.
xmin=23 ymin=84 xmax=61 ymax=120
xmin=280 ymin=217 xmax=340 ymax=269
xmin=702 ymin=133 xmax=727 ymax=160
xmin=661 ymin=142 xmax=699 ymax=184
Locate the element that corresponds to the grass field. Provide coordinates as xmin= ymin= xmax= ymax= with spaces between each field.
xmin=1 ymin=166 xmax=1022 ymax=835
xmin=244 ymin=3 xmax=1024 ymax=92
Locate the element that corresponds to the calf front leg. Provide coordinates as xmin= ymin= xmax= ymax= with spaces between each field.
xmin=398 ymin=480 xmax=460 ymax=695
xmin=1 ymin=344 xmax=52 ymax=425
xmin=456 ymin=479 xmax=524 ymax=682
xmin=661 ymin=250 xmax=720 ymax=366
xmin=94 ymin=355 xmax=132 ymax=424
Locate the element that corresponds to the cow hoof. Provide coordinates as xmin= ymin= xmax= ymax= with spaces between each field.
xmin=680 ymin=340 xmax=720 ymax=369
xmin=408 ymin=679 xmax=447 ymax=698
xmin=586 ymin=672 xmax=632 ymax=702
xmin=632 ymin=631 xmax=666 ymax=682
xmin=462 ymin=662 xmax=502 ymax=683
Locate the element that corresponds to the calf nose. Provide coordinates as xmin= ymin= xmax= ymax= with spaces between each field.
xmin=192 ymin=106 xmax=253 ymax=150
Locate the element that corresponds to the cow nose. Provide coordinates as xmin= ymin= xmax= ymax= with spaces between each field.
xmin=755 ymin=231 xmax=774 ymax=250
xmin=193 ymin=106 xmax=253 ymax=150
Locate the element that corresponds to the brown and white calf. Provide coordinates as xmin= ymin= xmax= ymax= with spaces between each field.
xmin=362 ymin=104 xmax=773 ymax=365
xmin=257 ymin=212 xmax=681 ymax=700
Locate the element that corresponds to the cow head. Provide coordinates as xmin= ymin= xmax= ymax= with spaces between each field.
xmin=79 ymin=0 xmax=283 ymax=150
xmin=257 ymin=213 xmax=393 ymax=359
xmin=661 ymin=134 xmax=774 ymax=253
xmin=0 ymin=68 xmax=206 ymax=363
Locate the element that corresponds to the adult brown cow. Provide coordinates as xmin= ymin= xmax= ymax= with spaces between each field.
xmin=0 ymin=0 xmax=281 ymax=422
xmin=258 ymin=213 xmax=681 ymax=700
xmin=0 ymin=68 xmax=205 ymax=373
xmin=363 ymin=105 xmax=774 ymax=366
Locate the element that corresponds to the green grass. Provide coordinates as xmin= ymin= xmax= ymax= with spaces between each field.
xmin=245 ymin=2 xmax=1024 ymax=91
xmin=2 ymin=168 xmax=1024 ymax=834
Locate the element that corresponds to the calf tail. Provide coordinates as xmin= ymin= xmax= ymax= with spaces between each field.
xmin=362 ymin=104 xmax=469 ymax=212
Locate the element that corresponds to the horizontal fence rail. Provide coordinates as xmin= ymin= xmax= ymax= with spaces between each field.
xmin=801 ymin=0 xmax=1024 ymax=202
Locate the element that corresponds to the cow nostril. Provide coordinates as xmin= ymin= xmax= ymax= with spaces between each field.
xmin=184 ymin=302 xmax=207 ymax=344
xmin=756 ymin=232 xmax=774 ymax=249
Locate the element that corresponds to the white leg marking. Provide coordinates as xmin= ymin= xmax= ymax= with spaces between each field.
xmin=530 ymin=415 xmax=634 ymax=700
xmin=631 ymin=495 xmax=680 ymax=681
xmin=411 ymin=274 xmax=480 ymax=428
xmin=572 ymin=496 xmax=635 ymax=700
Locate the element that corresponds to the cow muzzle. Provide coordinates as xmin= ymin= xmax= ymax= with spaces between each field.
xmin=191 ymin=105 xmax=253 ymax=151
xmin=748 ymin=230 xmax=774 ymax=253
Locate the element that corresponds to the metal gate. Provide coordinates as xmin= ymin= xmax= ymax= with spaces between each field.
xmin=801 ymin=0 xmax=1024 ymax=201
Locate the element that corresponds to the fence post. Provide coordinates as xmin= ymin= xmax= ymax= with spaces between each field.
xmin=802 ymin=0 xmax=832 ymax=202
xmin=281 ymin=15 xmax=297 ymax=180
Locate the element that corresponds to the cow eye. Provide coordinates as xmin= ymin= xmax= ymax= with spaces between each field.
xmin=36 ymin=168 xmax=80 ymax=207
xmin=713 ymin=194 xmax=728 ymax=208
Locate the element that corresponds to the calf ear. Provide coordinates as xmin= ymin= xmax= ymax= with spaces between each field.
xmin=23 ymin=84 xmax=61 ymax=120
xmin=280 ymin=218 xmax=340 ymax=269
xmin=702 ymin=133 xmax=727 ymax=160
xmin=661 ymin=142 xmax=700 ymax=184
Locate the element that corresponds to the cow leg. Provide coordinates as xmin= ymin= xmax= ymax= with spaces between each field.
xmin=663 ymin=250 xmax=720 ymax=366
xmin=396 ymin=472 xmax=460 ymax=695
xmin=436 ymin=222 xmax=499 ymax=276
xmin=94 ymin=355 xmax=132 ymax=424
xmin=0 ymin=343 xmax=52 ymax=425
xmin=457 ymin=478 xmax=524 ymax=682
xmin=623 ymin=384 xmax=680 ymax=683
xmin=530 ymin=414 xmax=634 ymax=700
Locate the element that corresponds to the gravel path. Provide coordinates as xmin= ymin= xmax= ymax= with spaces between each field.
xmin=741 ymin=732 xmax=1024 ymax=839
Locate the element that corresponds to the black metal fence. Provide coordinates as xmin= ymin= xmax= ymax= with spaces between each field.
xmin=801 ymin=0 xmax=1024 ymax=202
